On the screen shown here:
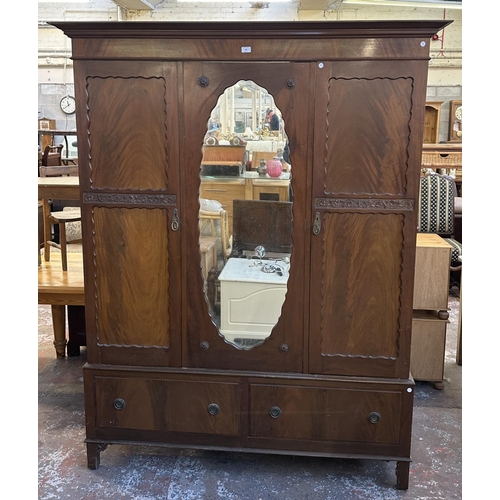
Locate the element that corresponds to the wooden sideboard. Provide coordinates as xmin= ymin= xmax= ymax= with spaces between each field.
xmin=200 ymin=176 xmax=290 ymax=235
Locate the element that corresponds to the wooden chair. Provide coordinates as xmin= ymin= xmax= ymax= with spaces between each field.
xmin=42 ymin=144 xmax=63 ymax=166
xmin=39 ymin=165 xmax=81 ymax=271
xmin=199 ymin=199 xmax=232 ymax=265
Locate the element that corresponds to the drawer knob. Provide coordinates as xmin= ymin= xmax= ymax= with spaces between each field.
xmin=368 ymin=411 xmax=381 ymax=424
xmin=198 ymin=75 xmax=209 ymax=88
xmin=113 ymin=398 xmax=126 ymax=410
xmin=207 ymin=403 xmax=220 ymax=416
xmin=279 ymin=343 xmax=289 ymax=353
xmin=269 ymin=406 xmax=282 ymax=419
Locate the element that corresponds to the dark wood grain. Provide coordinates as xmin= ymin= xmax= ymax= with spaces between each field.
xmin=87 ymin=76 xmax=169 ymax=191
xmin=310 ymin=212 xmax=404 ymax=375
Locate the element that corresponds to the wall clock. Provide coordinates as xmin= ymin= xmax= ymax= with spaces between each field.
xmin=60 ymin=95 xmax=76 ymax=115
xmin=448 ymin=100 xmax=462 ymax=142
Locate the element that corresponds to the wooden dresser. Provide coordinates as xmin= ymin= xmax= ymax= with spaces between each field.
xmin=200 ymin=176 xmax=290 ymax=235
xmin=54 ymin=19 xmax=450 ymax=489
xmin=411 ymin=234 xmax=452 ymax=389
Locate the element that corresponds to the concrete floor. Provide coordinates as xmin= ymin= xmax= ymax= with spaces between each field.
xmin=38 ymin=293 xmax=461 ymax=500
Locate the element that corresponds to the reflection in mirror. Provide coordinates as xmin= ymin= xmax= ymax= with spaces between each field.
xmin=199 ymin=80 xmax=293 ymax=350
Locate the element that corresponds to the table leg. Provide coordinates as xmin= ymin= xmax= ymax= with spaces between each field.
xmin=64 ymin=135 xmax=69 ymax=160
xmin=43 ymin=199 xmax=52 ymax=262
xmin=51 ymin=305 xmax=67 ymax=358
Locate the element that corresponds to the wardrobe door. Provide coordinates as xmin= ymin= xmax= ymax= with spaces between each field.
xmin=182 ymin=61 xmax=310 ymax=373
xmin=309 ymin=60 xmax=426 ymax=379
xmin=75 ymin=61 xmax=182 ymax=367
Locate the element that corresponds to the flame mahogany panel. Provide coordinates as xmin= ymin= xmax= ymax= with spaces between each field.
xmin=323 ymin=77 xmax=413 ymax=196
xmin=310 ymin=212 xmax=404 ymax=373
xmin=86 ymin=76 xmax=169 ymax=191
xmin=93 ymin=207 xmax=171 ymax=348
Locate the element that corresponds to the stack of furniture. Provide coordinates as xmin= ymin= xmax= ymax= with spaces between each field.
xmin=55 ymin=19 xmax=449 ymax=489
xmin=411 ymin=234 xmax=452 ymax=390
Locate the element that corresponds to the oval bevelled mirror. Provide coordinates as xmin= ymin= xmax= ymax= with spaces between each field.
xmin=198 ymin=80 xmax=293 ymax=350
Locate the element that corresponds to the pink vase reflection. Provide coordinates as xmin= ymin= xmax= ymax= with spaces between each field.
xmin=266 ymin=158 xmax=283 ymax=178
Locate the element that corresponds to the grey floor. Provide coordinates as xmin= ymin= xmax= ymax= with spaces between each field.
xmin=38 ymin=291 xmax=461 ymax=500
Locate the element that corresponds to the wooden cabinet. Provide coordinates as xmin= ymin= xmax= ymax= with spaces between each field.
xmin=200 ymin=177 xmax=290 ymax=235
xmin=38 ymin=118 xmax=56 ymax=152
xmin=56 ymin=19 xmax=449 ymax=489
xmin=200 ymin=178 xmax=247 ymax=234
xmin=412 ymin=234 xmax=452 ymax=389
xmin=423 ymin=101 xmax=442 ymax=144
xmin=411 ymin=311 xmax=448 ymax=388
xmin=251 ymin=178 xmax=290 ymax=203
xmin=413 ymin=234 xmax=452 ymax=313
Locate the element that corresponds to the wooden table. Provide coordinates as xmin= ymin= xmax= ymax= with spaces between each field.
xmin=38 ymin=252 xmax=84 ymax=358
xmin=38 ymin=176 xmax=80 ymax=262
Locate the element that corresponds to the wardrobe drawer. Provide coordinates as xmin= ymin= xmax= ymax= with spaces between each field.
xmin=94 ymin=376 xmax=240 ymax=436
xmin=95 ymin=376 xmax=168 ymax=431
xmin=200 ymin=182 xmax=246 ymax=211
xmin=249 ymin=384 xmax=403 ymax=445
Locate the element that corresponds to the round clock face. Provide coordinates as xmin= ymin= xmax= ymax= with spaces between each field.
xmin=60 ymin=95 xmax=76 ymax=115
xmin=455 ymin=105 xmax=462 ymax=122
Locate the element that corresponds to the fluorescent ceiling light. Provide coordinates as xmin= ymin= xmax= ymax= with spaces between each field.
xmin=342 ymin=0 xmax=462 ymax=8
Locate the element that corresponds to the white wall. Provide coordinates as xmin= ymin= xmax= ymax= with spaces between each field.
xmin=37 ymin=1 xmax=462 ymax=138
